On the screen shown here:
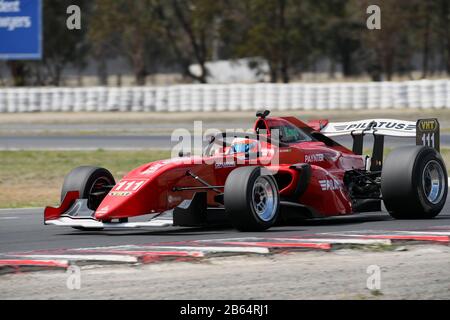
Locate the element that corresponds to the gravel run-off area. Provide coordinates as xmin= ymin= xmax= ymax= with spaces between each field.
xmin=1 ymin=244 xmax=449 ymax=300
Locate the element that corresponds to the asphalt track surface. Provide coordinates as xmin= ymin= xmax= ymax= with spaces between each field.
xmin=1 ymin=196 xmax=449 ymax=253
xmin=2 ymin=134 xmax=449 ymax=150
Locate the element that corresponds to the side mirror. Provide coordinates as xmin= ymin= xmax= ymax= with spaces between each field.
xmin=256 ymin=109 xmax=271 ymax=119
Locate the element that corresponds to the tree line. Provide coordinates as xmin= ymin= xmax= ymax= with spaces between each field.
xmin=4 ymin=0 xmax=450 ymax=86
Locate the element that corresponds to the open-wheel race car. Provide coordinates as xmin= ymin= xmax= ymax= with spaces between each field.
xmin=44 ymin=111 xmax=448 ymax=231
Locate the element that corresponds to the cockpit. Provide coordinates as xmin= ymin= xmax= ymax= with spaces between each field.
xmin=203 ymin=112 xmax=316 ymax=157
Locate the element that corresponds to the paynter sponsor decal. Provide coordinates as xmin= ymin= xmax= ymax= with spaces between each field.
xmin=305 ymin=153 xmax=324 ymax=163
xmin=319 ymin=179 xmax=342 ymax=191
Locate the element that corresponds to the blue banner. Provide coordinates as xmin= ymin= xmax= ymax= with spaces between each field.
xmin=0 ymin=0 xmax=42 ymax=60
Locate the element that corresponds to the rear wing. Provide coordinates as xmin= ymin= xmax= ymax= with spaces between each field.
xmin=320 ymin=118 xmax=440 ymax=151
xmin=318 ymin=118 xmax=440 ymax=171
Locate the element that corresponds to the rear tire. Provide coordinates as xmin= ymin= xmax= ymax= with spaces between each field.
xmin=381 ymin=146 xmax=447 ymax=219
xmin=61 ymin=166 xmax=115 ymax=231
xmin=224 ymin=167 xmax=280 ymax=231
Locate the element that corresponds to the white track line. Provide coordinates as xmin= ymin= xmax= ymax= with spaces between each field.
xmin=255 ymin=238 xmax=391 ymax=245
xmin=12 ymin=254 xmax=138 ymax=263
xmin=145 ymin=246 xmax=269 ymax=254
xmin=196 ymin=237 xmax=391 ymax=245
xmin=391 ymin=231 xmax=450 ymax=236
xmin=0 ymin=208 xmax=40 ymax=213
xmin=73 ymin=245 xmax=269 ymax=254
xmin=321 ymin=230 xmax=450 ymax=237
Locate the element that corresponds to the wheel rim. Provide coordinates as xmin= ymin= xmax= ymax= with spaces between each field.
xmin=422 ymin=160 xmax=446 ymax=205
xmin=251 ymin=176 xmax=278 ymax=222
xmin=88 ymin=177 xmax=111 ymax=209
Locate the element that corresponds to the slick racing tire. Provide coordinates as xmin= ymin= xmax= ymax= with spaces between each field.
xmin=61 ymin=166 xmax=115 ymax=231
xmin=381 ymin=146 xmax=447 ymax=219
xmin=224 ymin=166 xmax=280 ymax=231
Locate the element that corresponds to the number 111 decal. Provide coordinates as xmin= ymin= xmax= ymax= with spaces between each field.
xmin=421 ymin=133 xmax=435 ymax=148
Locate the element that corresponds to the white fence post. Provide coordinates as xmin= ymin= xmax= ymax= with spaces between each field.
xmin=407 ymin=80 xmax=421 ymax=109
xmin=154 ymin=87 xmax=168 ymax=112
xmin=290 ymin=84 xmax=303 ymax=110
xmin=167 ymin=85 xmax=180 ymax=112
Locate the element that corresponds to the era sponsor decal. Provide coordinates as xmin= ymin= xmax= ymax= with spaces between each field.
xmin=318 ymin=179 xmax=342 ymax=191
xmin=305 ymin=153 xmax=324 ymax=163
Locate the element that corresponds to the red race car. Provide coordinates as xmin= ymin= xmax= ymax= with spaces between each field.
xmin=45 ymin=111 xmax=447 ymax=231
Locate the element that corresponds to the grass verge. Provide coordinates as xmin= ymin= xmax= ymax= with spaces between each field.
xmin=0 ymin=150 xmax=170 ymax=208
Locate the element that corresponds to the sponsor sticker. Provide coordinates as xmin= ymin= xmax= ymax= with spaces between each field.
xmin=333 ymin=121 xmax=415 ymax=132
xmin=318 ymin=179 xmax=342 ymax=191
xmin=322 ymin=119 xmax=417 ymax=137
xmin=109 ymin=191 xmax=132 ymax=197
xmin=215 ymin=161 xmax=236 ymax=169
xmin=305 ymin=153 xmax=324 ymax=163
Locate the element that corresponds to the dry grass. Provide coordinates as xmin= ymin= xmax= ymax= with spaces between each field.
xmin=0 ymin=150 xmax=170 ymax=208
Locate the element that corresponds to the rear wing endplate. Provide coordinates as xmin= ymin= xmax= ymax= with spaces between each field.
xmin=415 ymin=118 xmax=440 ymax=152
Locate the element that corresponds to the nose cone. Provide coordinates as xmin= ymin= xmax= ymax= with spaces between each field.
xmin=94 ymin=175 xmax=170 ymax=220
xmin=93 ymin=159 xmax=183 ymax=220
xmin=93 ymin=157 xmax=205 ymax=220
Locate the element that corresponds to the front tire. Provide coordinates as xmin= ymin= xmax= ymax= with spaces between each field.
xmin=381 ymin=146 xmax=447 ymax=219
xmin=224 ymin=167 xmax=280 ymax=231
xmin=61 ymin=166 xmax=115 ymax=231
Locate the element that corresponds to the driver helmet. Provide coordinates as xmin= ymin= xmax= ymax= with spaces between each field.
xmin=229 ymin=137 xmax=260 ymax=154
